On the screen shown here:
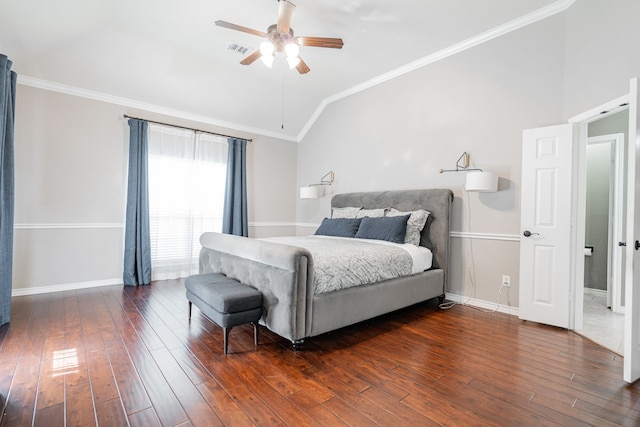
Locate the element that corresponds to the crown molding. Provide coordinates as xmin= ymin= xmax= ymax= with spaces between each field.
xmin=17 ymin=0 xmax=574 ymax=144
xmin=17 ymin=75 xmax=299 ymax=142
xmin=295 ymin=0 xmax=576 ymax=141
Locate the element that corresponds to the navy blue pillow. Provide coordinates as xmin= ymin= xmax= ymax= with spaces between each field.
xmin=355 ymin=215 xmax=410 ymax=244
xmin=315 ymin=218 xmax=362 ymax=238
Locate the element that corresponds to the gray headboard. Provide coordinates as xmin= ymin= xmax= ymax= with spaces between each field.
xmin=331 ymin=188 xmax=454 ymax=282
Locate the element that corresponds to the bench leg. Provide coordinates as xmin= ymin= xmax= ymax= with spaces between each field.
xmin=252 ymin=322 xmax=259 ymax=348
xmin=223 ymin=327 xmax=231 ymax=354
xmin=188 ymin=301 xmax=192 ymax=319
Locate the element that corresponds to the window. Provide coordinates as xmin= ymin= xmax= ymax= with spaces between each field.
xmin=147 ymin=124 xmax=227 ymax=280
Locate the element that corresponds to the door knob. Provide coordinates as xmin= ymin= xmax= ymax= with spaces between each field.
xmin=636 ymin=240 xmax=640 ymax=250
xmin=523 ymin=230 xmax=539 ymax=237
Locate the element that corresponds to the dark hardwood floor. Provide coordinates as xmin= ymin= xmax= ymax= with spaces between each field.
xmin=1 ymin=279 xmax=639 ymax=426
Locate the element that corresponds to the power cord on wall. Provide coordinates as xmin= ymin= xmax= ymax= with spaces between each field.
xmin=438 ymin=189 xmax=507 ymax=313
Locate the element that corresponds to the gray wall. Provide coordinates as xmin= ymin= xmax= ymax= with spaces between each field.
xmin=12 ymin=85 xmax=297 ymax=294
xmin=584 ymin=143 xmax=611 ymax=290
xmin=297 ymin=1 xmax=640 ymax=308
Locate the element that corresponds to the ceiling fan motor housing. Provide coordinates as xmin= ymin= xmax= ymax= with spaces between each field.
xmin=266 ymin=24 xmax=297 ymax=52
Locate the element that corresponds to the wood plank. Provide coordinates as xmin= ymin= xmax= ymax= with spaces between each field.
xmin=126 ymin=344 xmax=190 ymax=426
xmin=150 ymin=346 xmax=224 ymax=427
xmin=33 ymin=402 xmax=64 ymax=427
xmin=196 ymin=380 xmax=254 ymax=427
xmin=66 ymin=380 xmax=97 ymax=427
xmin=225 ymin=383 xmax=287 ymax=426
xmin=128 ymin=407 xmax=163 ymax=427
xmin=96 ymin=397 xmax=129 ymax=426
xmin=287 ymin=390 xmax=349 ymax=426
xmin=100 ymin=328 xmax=153 ymax=415
xmin=2 ymin=355 xmax=41 ymax=426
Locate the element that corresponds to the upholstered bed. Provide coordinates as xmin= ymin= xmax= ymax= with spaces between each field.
xmin=198 ymin=188 xmax=453 ymax=346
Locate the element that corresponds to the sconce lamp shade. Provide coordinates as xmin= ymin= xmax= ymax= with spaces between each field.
xmin=300 ymin=186 xmax=324 ymax=199
xmin=465 ymin=171 xmax=498 ymax=192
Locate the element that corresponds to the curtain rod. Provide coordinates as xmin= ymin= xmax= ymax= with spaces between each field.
xmin=122 ymin=115 xmax=252 ymax=142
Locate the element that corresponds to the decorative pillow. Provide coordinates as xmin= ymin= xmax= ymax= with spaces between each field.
xmin=354 ymin=215 xmax=410 ymax=244
xmin=315 ymin=218 xmax=362 ymax=238
xmin=356 ymin=208 xmax=386 ymax=218
xmin=386 ymin=208 xmax=430 ymax=246
xmin=331 ymin=206 xmax=362 ymax=219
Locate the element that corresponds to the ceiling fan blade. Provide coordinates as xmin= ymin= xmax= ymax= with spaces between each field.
xmin=296 ymin=36 xmax=344 ymax=49
xmin=215 ymin=20 xmax=266 ymax=38
xmin=240 ymin=49 xmax=262 ymax=65
xmin=296 ymin=57 xmax=310 ymax=74
xmin=277 ymin=0 xmax=296 ymax=34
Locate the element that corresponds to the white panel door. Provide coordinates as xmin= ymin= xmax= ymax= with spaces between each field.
xmin=520 ymin=124 xmax=575 ymax=328
xmin=624 ymin=78 xmax=640 ymax=383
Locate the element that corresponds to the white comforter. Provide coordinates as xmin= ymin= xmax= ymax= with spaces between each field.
xmin=263 ymin=236 xmax=433 ymax=295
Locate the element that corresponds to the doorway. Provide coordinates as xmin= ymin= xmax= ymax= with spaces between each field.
xmin=521 ymin=79 xmax=640 ymax=382
xmin=580 ymin=122 xmax=626 ymax=353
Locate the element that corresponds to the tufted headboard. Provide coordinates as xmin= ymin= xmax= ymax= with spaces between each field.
xmin=331 ymin=189 xmax=453 ymax=287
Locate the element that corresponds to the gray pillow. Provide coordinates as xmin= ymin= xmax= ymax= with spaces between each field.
xmin=386 ymin=208 xmax=430 ymax=246
xmin=315 ymin=218 xmax=362 ymax=238
xmin=354 ymin=215 xmax=410 ymax=244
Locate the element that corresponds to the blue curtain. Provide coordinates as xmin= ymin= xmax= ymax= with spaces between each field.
xmin=123 ymin=119 xmax=152 ymax=286
xmin=0 ymin=55 xmax=16 ymax=325
xmin=222 ymin=138 xmax=248 ymax=236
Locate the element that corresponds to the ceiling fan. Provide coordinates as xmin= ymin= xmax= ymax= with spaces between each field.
xmin=215 ymin=0 xmax=344 ymax=74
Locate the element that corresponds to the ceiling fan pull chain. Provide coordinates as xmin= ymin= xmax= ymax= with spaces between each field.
xmin=281 ymin=66 xmax=285 ymax=129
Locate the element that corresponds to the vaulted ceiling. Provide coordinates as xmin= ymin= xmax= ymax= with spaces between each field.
xmin=1 ymin=0 xmax=564 ymax=140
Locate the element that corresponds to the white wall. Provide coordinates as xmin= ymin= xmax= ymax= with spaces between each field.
xmin=563 ymin=0 xmax=640 ymax=119
xmin=297 ymin=1 xmax=640 ymax=310
xmin=12 ymin=85 xmax=297 ymax=294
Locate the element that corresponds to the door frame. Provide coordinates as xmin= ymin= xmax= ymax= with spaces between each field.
xmin=569 ymin=95 xmax=630 ymax=331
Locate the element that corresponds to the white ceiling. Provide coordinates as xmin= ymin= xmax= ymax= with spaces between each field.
xmin=1 ymin=0 xmax=563 ymax=140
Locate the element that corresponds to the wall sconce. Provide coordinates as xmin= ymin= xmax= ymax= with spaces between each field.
xmin=300 ymin=171 xmax=335 ymax=199
xmin=440 ymin=152 xmax=498 ymax=192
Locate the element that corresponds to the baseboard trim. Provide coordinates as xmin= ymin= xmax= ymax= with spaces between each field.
xmin=12 ymin=279 xmax=123 ymax=297
xmin=584 ymin=287 xmax=607 ymax=297
xmin=445 ymin=292 xmax=519 ymax=316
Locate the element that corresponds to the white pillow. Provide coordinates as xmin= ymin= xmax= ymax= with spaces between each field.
xmin=331 ymin=206 xmax=362 ymax=219
xmin=356 ymin=208 xmax=386 ymax=218
xmin=386 ymin=208 xmax=430 ymax=246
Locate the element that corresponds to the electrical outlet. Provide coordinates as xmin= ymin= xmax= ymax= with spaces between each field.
xmin=502 ymin=275 xmax=511 ymax=287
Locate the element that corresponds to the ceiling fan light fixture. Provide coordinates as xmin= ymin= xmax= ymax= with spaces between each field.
xmin=287 ymin=55 xmax=300 ymax=69
xmin=284 ymin=42 xmax=299 ymax=59
xmin=215 ymin=0 xmax=344 ymax=75
xmin=260 ymin=54 xmax=275 ymax=68
xmin=259 ymin=41 xmax=275 ymax=56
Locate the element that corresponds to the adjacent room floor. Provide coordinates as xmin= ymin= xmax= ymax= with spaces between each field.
xmin=580 ymin=290 xmax=624 ymax=355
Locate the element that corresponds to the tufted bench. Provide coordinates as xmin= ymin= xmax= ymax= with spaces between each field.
xmin=185 ymin=272 xmax=263 ymax=354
